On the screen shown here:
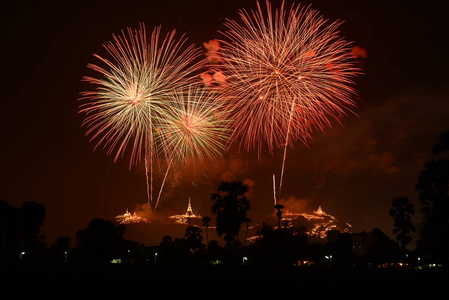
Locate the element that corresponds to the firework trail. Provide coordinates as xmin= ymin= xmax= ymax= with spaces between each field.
xmin=220 ymin=0 xmax=360 ymax=197
xmin=144 ymin=154 xmax=151 ymax=205
xmin=273 ymin=173 xmax=277 ymax=207
xmin=154 ymin=157 xmax=174 ymax=211
xmin=79 ymin=23 xmax=203 ymax=207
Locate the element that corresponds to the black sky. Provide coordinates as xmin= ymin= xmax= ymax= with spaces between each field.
xmin=1 ymin=0 xmax=449 ymax=246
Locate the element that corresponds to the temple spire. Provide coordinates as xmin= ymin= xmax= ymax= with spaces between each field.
xmin=186 ymin=197 xmax=193 ymax=216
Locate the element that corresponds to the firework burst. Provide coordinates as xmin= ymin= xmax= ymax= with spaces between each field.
xmin=79 ymin=23 xmax=204 ymax=206
xmin=156 ymin=84 xmax=231 ymax=164
xmin=79 ymin=23 xmax=203 ymax=168
xmin=220 ymin=0 xmax=359 ymax=153
xmin=220 ymin=0 xmax=360 ymax=193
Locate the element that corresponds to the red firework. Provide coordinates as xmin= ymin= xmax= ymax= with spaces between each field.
xmin=220 ymin=0 xmax=360 ymax=156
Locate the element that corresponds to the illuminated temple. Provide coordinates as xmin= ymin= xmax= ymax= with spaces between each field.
xmin=115 ymin=209 xmax=149 ymax=224
xmin=168 ymin=197 xmax=202 ymax=225
xmin=282 ymin=206 xmax=351 ymax=239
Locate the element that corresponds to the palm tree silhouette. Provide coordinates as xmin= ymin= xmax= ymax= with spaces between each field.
xmin=211 ymin=180 xmax=251 ymax=245
xmin=184 ymin=225 xmax=203 ymax=253
xmin=275 ymin=204 xmax=284 ymax=229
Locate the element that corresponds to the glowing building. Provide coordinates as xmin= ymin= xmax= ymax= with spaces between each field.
xmin=282 ymin=206 xmax=351 ymax=239
xmin=168 ymin=197 xmax=202 ymax=225
xmin=115 ymin=209 xmax=149 ymax=224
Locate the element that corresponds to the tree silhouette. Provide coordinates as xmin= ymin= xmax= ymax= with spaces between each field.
xmin=211 ymin=180 xmax=251 ymax=245
xmin=249 ymin=222 xmax=309 ymax=266
xmin=275 ymin=204 xmax=284 ymax=228
xmin=202 ymin=216 xmax=211 ymax=246
xmin=160 ymin=235 xmax=174 ymax=248
xmin=159 ymin=235 xmax=179 ymax=264
xmin=416 ymin=158 xmax=449 ymax=264
xmin=48 ymin=237 xmax=70 ymax=263
xmin=366 ymin=228 xmax=402 ymax=266
xmin=0 ymin=200 xmax=46 ymax=263
xmin=21 ymin=202 xmax=46 ymax=261
xmin=389 ymin=197 xmax=415 ymax=253
xmin=432 ymin=130 xmax=449 ymax=155
xmin=184 ymin=225 xmax=203 ymax=253
xmin=74 ymin=218 xmax=126 ymax=264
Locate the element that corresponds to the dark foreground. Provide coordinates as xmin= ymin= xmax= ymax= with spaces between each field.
xmin=1 ymin=263 xmax=447 ymax=299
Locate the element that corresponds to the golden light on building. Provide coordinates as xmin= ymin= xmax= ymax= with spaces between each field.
xmin=282 ymin=206 xmax=351 ymax=239
xmin=168 ymin=197 xmax=202 ymax=225
xmin=115 ymin=209 xmax=149 ymax=224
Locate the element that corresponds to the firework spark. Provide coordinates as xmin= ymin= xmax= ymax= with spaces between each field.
xmin=79 ymin=23 xmax=204 ymax=206
xmin=155 ymin=84 xmax=231 ymax=164
xmin=79 ymin=23 xmax=203 ymax=166
xmin=220 ymin=0 xmax=360 ymax=195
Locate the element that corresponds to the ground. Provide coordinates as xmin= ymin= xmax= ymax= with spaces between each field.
xmin=1 ymin=263 xmax=446 ymax=299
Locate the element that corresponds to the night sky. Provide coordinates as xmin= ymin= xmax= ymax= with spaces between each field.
xmin=1 ymin=0 xmax=448 ymax=247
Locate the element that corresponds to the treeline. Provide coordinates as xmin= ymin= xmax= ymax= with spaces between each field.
xmin=0 ymin=186 xmax=408 ymax=268
xmin=0 ymin=206 xmax=405 ymax=268
xmin=1 ymin=130 xmax=448 ymax=268
xmin=0 ymin=201 xmax=46 ymax=263
xmin=150 ymin=223 xmax=408 ymax=268
xmin=389 ymin=130 xmax=449 ymax=267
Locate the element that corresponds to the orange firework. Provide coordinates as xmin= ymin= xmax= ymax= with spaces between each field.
xmin=221 ymin=0 xmax=359 ymax=152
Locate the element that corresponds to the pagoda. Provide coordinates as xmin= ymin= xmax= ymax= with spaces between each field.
xmin=168 ymin=197 xmax=201 ymax=225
